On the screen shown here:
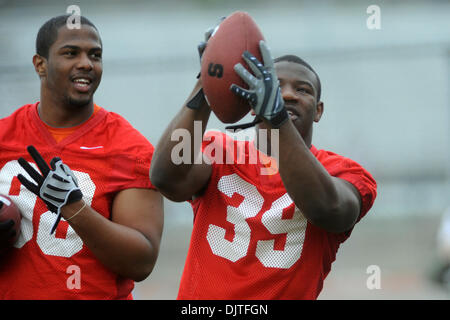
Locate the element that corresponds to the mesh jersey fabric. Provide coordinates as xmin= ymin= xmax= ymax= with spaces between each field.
xmin=177 ymin=131 xmax=377 ymax=300
xmin=0 ymin=103 xmax=155 ymax=299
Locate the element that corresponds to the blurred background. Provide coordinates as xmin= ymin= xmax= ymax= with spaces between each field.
xmin=0 ymin=0 xmax=449 ymax=299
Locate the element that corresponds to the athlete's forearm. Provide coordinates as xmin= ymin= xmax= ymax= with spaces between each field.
xmin=271 ymin=120 xmax=360 ymax=233
xmin=150 ymin=80 xmax=211 ymax=201
xmin=61 ymin=201 xmax=158 ymax=282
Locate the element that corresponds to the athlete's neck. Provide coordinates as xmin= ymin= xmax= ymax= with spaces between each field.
xmin=37 ymin=98 xmax=95 ymax=128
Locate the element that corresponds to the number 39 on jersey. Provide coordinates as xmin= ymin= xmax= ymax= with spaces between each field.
xmin=206 ymin=174 xmax=307 ymax=269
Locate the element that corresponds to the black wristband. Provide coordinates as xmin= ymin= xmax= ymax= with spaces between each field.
xmin=269 ymin=108 xmax=289 ymax=128
xmin=186 ymin=88 xmax=207 ymax=110
xmin=67 ymin=189 xmax=83 ymax=205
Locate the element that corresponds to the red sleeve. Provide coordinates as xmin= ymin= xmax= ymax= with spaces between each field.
xmin=328 ymin=157 xmax=375 ymax=221
xmin=110 ymin=146 xmax=155 ymax=191
xmin=107 ymin=112 xmax=156 ymax=191
xmin=314 ymin=148 xmax=377 ymax=221
xmin=313 ymin=148 xmax=377 ymax=242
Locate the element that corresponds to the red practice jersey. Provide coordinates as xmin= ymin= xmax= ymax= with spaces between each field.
xmin=177 ymin=131 xmax=377 ymax=300
xmin=0 ymin=103 xmax=154 ymax=299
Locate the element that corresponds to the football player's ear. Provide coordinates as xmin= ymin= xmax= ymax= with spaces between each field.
xmin=32 ymin=54 xmax=47 ymax=78
xmin=314 ymin=101 xmax=324 ymax=123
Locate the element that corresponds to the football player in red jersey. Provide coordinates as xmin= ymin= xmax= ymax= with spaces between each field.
xmin=150 ymin=32 xmax=377 ymax=299
xmin=0 ymin=15 xmax=163 ymax=299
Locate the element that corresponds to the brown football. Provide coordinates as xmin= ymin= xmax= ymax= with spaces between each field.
xmin=201 ymin=11 xmax=265 ymax=123
xmin=0 ymin=194 xmax=21 ymax=251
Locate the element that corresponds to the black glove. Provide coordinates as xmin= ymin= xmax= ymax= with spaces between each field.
xmin=187 ymin=16 xmax=226 ymax=110
xmin=17 ymin=146 xmax=83 ymax=234
xmin=228 ymin=40 xmax=288 ymax=129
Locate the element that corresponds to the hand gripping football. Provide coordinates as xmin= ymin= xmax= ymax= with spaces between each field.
xmin=201 ymin=11 xmax=265 ymax=123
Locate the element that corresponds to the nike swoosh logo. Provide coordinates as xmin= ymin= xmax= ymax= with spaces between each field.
xmin=80 ymin=146 xmax=104 ymax=150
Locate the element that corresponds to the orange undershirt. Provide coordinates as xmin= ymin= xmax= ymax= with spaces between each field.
xmin=43 ymin=105 xmax=101 ymax=143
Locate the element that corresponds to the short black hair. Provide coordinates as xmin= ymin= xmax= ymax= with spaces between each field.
xmin=274 ymin=55 xmax=321 ymax=102
xmin=36 ymin=15 xmax=99 ymax=59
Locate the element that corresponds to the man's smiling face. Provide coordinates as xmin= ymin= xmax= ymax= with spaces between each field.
xmin=43 ymin=24 xmax=103 ymax=108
